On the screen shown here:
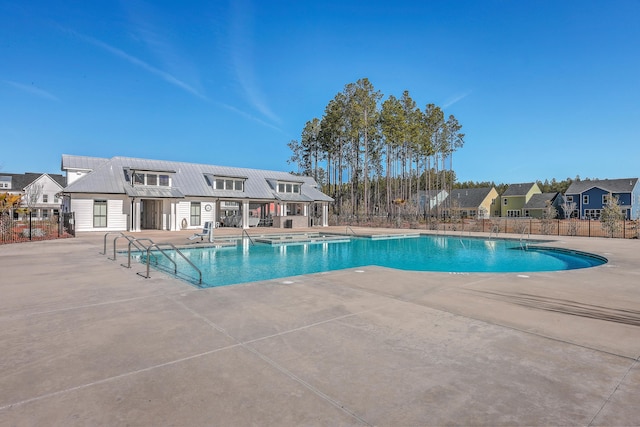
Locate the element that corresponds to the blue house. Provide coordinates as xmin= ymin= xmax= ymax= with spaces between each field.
xmin=565 ymin=178 xmax=639 ymax=220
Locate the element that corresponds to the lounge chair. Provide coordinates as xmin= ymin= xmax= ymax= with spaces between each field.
xmin=188 ymin=221 xmax=213 ymax=241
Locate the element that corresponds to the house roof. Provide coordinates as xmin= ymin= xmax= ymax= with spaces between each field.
xmin=0 ymin=173 xmax=66 ymax=191
xmin=446 ymin=187 xmax=495 ymax=208
xmin=62 ymin=156 xmax=333 ymax=202
xmin=61 ymin=154 xmax=109 ymax=171
xmin=502 ymin=182 xmax=538 ymax=197
xmin=565 ymin=178 xmax=639 ymax=195
xmin=523 ymin=193 xmax=560 ymax=210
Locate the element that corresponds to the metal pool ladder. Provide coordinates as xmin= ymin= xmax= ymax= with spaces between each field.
xmin=104 ymin=233 xmax=203 ymax=285
xmin=138 ymin=242 xmax=202 ymax=285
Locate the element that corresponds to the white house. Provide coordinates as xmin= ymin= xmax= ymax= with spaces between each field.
xmin=0 ymin=172 xmax=65 ymax=220
xmin=60 ymin=155 xmax=334 ymax=232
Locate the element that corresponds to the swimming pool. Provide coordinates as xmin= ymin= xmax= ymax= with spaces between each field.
xmin=135 ymin=234 xmax=607 ymax=288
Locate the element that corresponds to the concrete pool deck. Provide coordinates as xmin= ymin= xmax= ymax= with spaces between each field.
xmin=1 ymin=227 xmax=639 ymax=426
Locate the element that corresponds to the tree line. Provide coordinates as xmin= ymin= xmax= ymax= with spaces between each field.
xmin=288 ymin=78 xmax=465 ymax=219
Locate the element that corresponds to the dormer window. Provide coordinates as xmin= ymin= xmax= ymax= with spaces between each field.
xmin=211 ymin=176 xmax=245 ymax=191
xmin=277 ymin=182 xmax=300 ymax=194
xmin=126 ymin=169 xmax=173 ymax=187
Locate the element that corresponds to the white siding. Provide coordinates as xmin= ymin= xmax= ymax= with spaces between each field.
xmin=176 ymin=201 xmax=191 ymax=229
xmin=70 ymin=194 xmax=128 ymax=232
xmin=66 ymin=170 xmax=91 ymax=185
xmin=174 ymin=199 xmax=216 ymax=229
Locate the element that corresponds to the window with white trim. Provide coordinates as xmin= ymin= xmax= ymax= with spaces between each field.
xmin=566 ymin=195 xmax=573 ymax=202
xmin=93 ymin=200 xmax=107 ymax=227
xmin=127 ymin=170 xmax=172 ymax=187
xmin=213 ymin=178 xmax=244 ymax=191
xmin=43 ymin=194 xmax=48 ymax=203
xmin=503 ymin=198 xmax=508 ymax=206
xmin=583 ymin=195 xmax=589 ymax=204
xmin=277 ymin=182 xmax=301 ymax=194
xmin=602 ymin=194 xmax=610 ymax=205
xmin=190 ymin=202 xmax=201 ymax=226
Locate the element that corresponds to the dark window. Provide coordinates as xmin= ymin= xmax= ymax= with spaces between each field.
xmin=93 ymin=200 xmax=107 ymax=227
xmin=190 ymin=202 xmax=201 ymax=226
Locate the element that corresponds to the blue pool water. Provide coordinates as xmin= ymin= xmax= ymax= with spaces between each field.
xmin=139 ymin=235 xmax=606 ymax=287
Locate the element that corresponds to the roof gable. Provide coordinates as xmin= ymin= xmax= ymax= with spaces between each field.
xmin=566 ymin=178 xmax=639 ymax=195
xmin=502 ymin=182 xmax=538 ymax=197
xmin=447 ymin=187 xmax=495 ymax=208
xmin=0 ymin=172 xmax=65 ymax=191
xmin=523 ymin=193 xmax=560 ymax=210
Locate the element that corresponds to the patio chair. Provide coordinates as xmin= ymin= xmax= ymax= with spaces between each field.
xmin=188 ymin=221 xmax=213 ymax=241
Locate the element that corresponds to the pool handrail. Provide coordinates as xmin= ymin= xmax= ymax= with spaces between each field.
xmin=122 ymin=238 xmax=156 ymax=268
xmin=241 ymin=229 xmax=255 ymax=245
xmin=139 ymin=242 xmax=203 ymax=285
xmin=102 ymin=231 xmax=126 ymax=255
xmin=111 ymin=234 xmax=152 ymax=261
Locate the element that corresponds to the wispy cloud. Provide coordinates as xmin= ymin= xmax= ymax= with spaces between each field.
xmin=121 ymin=1 xmax=205 ymax=99
xmin=4 ymin=80 xmax=59 ymax=101
xmin=228 ymin=0 xmax=281 ymax=124
xmin=66 ymin=28 xmax=207 ymax=100
xmin=443 ymin=90 xmax=472 ymax=109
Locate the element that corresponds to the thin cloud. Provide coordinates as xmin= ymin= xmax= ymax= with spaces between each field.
xmin=4 ymin=80 xmax=59 ymax=101
xmin=443 ymin=90 xmax=472 ymax=109
xmin=228 ymin=0 xmax=281 ymax=124
xmin=67 ymin=29 xmax=207 ymax=100
xmin=121 ymin=1 xmax=205 ymax=98
xmin=217 ymin=102 xmax=283 ymax=133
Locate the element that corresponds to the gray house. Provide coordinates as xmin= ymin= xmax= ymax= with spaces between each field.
xmin=61 ymin=155 xmax=333 ymax=232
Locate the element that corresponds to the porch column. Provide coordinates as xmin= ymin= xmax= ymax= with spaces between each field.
xmin=170 ymin=201 xmax=177 ymax=231
xmin=132 ymin=199 xmax=141 ymax=232
xmin=322 ymin=202 xmax=329 ymax=227
xmin=242 ymin=199 xmax=250 ymax=229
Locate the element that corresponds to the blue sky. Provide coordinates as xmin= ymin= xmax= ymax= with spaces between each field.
xmin=1 ymin=0 xmax=638 ymax=184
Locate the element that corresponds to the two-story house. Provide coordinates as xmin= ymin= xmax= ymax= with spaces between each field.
xmin=565 ymin=178 xmax=639 ymax=220
xmin=500 ymin=182 xmax=542 ymax=217
xmin=444 ymin=187 xmax=499 ymax=219
xmin=0 ymin=173 xmax=66 ymax=220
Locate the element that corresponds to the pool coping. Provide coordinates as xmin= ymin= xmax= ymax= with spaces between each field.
xmin=1 ymin=226 xmax=639 ymax=425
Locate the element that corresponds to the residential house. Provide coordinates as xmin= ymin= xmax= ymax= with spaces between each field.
xmin=417 ymin=190 xmax=448 ymax=216
xmin=522 ymin=192 xmax=565 ymax=218
xmin=565 ymin=178 xmax=639 ymax=220
xmin=443 ymin=187 xmax=499 ymax=219
xmin=500 ymin=182 xmax=541 ymax=217
xmin=60 ymin=155 xmax=333 ymax=232
xmin=0 ymin=173 xmax=65 ymax=220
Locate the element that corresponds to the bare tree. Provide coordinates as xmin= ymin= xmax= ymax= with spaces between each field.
xmin=600 ymin=193 xmax=624 ymax=237
xmin=541 ymin=200 xmax=558 ymax=235
xmin=23 ymin=183 xmax=43 ymax=219
xmin=561 ymin=196 xmax=578 ymax=235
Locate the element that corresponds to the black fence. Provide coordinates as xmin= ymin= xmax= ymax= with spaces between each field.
xmin=333 ymin=216 xmax=640 ymax=239
xmin=0 ymin=212 xmax=75 ymax=245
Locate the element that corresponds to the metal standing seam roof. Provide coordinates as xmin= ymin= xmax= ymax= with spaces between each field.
xmin=565 ymin=178 xmax=639 ymax=195
xmin=61 ymin=154 xmax=109 ymax=171
xmin=62 ymin=156 xmax=334 ymax=202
